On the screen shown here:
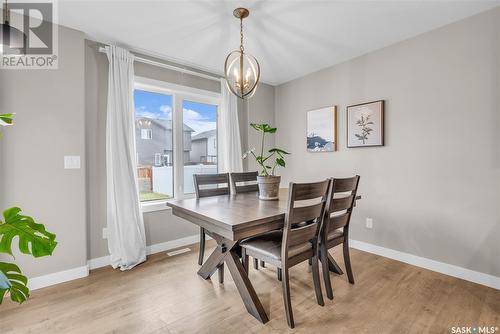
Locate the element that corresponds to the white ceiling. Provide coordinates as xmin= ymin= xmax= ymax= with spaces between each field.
xmin=58 ymin=0 xmax=499 ymax=85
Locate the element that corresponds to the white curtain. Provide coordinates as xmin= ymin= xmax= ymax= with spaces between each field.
xmin=218 ymin=78 xmax=243 ymax=173
xmin=105 ymin=45 xmax=146 ymax=270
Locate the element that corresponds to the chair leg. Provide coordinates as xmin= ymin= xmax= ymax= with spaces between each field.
xmin=198 ymin=227 xmax=206 ymax=266
xmin=321 ymin=246 xmax=334 ymax=300
xmin=242 ymin=248 xmax=249 ymax=273
xmin=277 ymin=268 xmax=282 ymax=281
xmin=308 ymin=258 xmax=312 ymax=273
xmin=253 ymin=258 xmax=259 ymax=270
xmin=260 ymin=260 xmax=265 ymax=268
xmin=218 ymin=263 xmax=224 ymax=284
xmin=343 ymin=241 xmax=355 ymax=284
xmin=281 ymin=267 xmax=294 ymax=328
xmin=311 ymin=255 xmax=324 ymax=306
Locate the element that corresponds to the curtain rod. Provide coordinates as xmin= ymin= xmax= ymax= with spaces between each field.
xmin=98 ymin=46 xmax=222 ymax=82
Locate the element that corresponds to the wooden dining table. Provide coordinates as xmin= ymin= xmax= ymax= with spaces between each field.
xmin=167 ymin=188 xmax=360 ymax=324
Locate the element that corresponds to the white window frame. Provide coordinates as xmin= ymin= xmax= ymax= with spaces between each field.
xmin=134 ymin=76 xmax=221 ymax=212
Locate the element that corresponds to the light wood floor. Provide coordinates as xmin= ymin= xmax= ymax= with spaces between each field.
xmin=1 ymin=241 xmax=499 ymax=333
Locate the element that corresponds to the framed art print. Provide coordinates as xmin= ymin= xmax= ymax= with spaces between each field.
xmin=307 ymin=106 xmax=337 ymax=152
xmin=347 ymin=100 xmax=384 ymax=148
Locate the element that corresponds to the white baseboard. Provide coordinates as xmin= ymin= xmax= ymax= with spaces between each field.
xmin=349 ymin=239 xmax=500 ymax=290
xmin=29 ymin=265 xmax=89 ymax=291
xmin=146 ymin=234 xmax=200 ymax=256
xmin=87 ymin=255 xmax=110 ymax=270
xmin=88 ymin=234 xmax=200 ymax=270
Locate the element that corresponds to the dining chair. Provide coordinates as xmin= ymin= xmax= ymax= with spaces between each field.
xmin=230 ymin=171 xmax=259 ymax=194
xmin=193 ymin=173 xmax=230 ymax=283
xmin=239 ymin=179 xmax=331 ymax=328
xmin=319 ymin=175 xmax=360 ymax=300
xmin=230 ymin=171 xmax=265 ymax=270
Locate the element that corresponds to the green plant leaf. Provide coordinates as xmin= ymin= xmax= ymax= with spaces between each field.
xmin=276 ymin=158 xmax=285 ymax=167
xmin=250 ymin=123 xmax=265 ymax=132
xmin=0 ymin=113 xmax=14 ymax=127
xmin=0 ymin=207 xmax=57 ymax=257
xmin=0 ymin=262 xmax=29 ymax=304
xmin=263 ymin=124 xmax=277 ymax=133
xmin=269 ymin=148 xmax=290 ymax=155
xmin=250 ymin=123 xmax=277 ymax=133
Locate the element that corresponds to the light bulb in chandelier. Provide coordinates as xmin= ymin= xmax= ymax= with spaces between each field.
xmin=224 ymin=8 xmax=260 ymax=99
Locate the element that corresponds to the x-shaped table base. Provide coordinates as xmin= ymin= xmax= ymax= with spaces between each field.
xmin=197 ymin=233 xmax=269 ymax=324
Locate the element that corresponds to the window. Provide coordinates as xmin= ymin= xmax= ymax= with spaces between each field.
xmin=141 ymin=128 xmax=152 ymax=140
xmin=134 ymin=89 xmax=173 ymax=202
xmin=134 ymin=78 xmax=221 ymax=204
xmin=183 ymin=100 xmax=218 ymax=194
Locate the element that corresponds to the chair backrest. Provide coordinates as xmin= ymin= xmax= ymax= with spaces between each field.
xmin=281 ymin=179 xmax=331 ymax=260
xmin=193 ymin=173 xmax=230 ymax=198
xmin=322 ymin=175 xmax=360 ymax=236
xmin=230 ymin=171 xmax=259 ymax=194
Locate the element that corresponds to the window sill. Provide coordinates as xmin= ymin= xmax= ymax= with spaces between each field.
xmin=140 ymin=194 xmax=196 ymax=213
xmin=141 ymin=200 xmax=171 ymax=213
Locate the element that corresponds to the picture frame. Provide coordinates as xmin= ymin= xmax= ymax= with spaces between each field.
xmin=306 ymin=106 xmax=337 ymax=152
xmin=347 ymin=100 xmax=384 ymax=148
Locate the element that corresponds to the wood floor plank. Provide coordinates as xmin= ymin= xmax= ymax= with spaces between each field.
xmin=0 ymin=241 xmax=498 ymax=333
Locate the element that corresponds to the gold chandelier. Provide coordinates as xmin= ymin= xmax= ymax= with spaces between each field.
xmin=224 ymin=8 xmax=260 ymax=99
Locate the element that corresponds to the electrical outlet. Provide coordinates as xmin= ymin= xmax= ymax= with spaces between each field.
xmin=102 ymin=228 xmax=108 ymax=239
xmin=64 ymin=155 xmax=81 ymax=169
xmin=366 ymin=218 xmax=373 ymax=229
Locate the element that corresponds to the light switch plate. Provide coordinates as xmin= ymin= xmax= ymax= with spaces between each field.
xmin=366 ymin=218 xmax=373 ymax=229
xmin=64 ymin=156 xmax=81 ymax=169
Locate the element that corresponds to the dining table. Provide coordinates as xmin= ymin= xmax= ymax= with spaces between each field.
xmin=167 ymin=188 xmax=361 ymax=324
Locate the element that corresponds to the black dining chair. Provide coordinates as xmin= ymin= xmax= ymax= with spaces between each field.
xmin=319 ymin=175 xmax=360 ymax=300
xmin=193 ymin=173 xmax=230 ymax=283
xmin=239 ymin=179 xmax=331 ymax=328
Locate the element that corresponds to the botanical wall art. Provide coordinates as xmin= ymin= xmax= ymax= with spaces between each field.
xmin=306 ymin=106 xmax=337 ymax=152
xmin=347 ymin=100 xmax=384 ymax=147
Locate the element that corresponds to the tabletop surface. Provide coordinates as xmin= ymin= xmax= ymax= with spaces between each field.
xmin=167 ymin=189 xmax=289 ymax=232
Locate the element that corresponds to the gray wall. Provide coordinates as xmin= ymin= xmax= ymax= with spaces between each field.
xmin=239 ymin=83 xmax=276 ymax=173
xmin=0 ymin=27 xmax=87 ymax=277
xmin=274 ymin=8 xmax=500 ymax=277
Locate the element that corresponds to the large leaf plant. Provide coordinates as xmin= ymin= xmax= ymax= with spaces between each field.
xmin=0 ymin=114 xmax=57 ymax=304
xmin=243 ymin=123 xmax=290 ymax=176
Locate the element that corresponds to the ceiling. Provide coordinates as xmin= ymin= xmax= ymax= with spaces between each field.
xmin=58 ymin=0 xmax=499 ymax=86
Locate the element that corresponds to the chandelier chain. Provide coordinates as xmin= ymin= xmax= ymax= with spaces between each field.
xmin=239 ymin=18 xmax=244 ymax=52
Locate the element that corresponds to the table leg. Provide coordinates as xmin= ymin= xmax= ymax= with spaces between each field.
xmin=197 ymin=247 xmax=226 ymax=279
xmin=225 ymin=250 xmax=269 ymax=324
xmin=327 ymin=253 xmax=344 ymax=275
xmin=196 ymin=234 xmax=269 ymax=324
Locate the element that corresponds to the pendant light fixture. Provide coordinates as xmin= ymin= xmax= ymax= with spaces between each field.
xmin=224 ymin=8 xmax=260 ymax=99
xmin=1 ymin=0 xmax=27 ymax=55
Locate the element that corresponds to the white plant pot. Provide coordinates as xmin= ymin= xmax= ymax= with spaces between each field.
xmin=257 ymin=175 xmax=281 ymax=201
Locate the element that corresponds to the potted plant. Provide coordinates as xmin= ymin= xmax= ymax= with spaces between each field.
xmin=0 ymin=114 xmax=58 ymax=304
xmin=243 ymin=123 xmax=290 ymax=200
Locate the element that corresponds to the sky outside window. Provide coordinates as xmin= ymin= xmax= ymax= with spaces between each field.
xmin=134 ymin=91 xmax=216 ymax=136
